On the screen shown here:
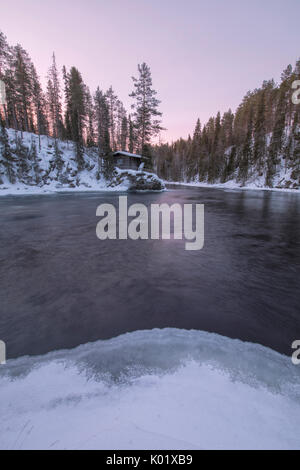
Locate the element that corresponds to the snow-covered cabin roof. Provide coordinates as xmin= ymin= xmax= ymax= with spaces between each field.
xmin=113 ymin=151 xmax=142 ymax=159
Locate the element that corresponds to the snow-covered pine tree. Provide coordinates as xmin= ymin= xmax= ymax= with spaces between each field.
xmin=266 ymin=82 xmax=287 ymax=187
xmin=15 ymin=135 xmax=29 ymax=182
xmin=253 ymin=89 xmax=266 ymax=174
xmin=0 ymin=31 xmax=9 ymax=78
xmin=0 ymin=119 xmax=15 ymax=183
xmin=291 ymin=110 xmax=300 ymax=183
xmin=238 ymin=106 xmax=254 ymax=184
xmin=53 ymin=139 xmax=64 ymax=177
xmin=29 ymin=138 xmax=42 ymax=185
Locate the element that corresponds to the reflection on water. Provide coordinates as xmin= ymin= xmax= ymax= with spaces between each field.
xmin=0 ymin=186 xmax=299 ymax=358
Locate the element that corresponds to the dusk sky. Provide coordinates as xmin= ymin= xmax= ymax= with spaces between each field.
xmin=1 ymin=0 xmax=300 ymax=142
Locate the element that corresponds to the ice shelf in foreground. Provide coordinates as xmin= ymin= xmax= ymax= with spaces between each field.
xmin=0 ymin=328 xmax=299 ymax=450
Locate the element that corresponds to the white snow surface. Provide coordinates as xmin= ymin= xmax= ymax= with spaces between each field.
xmin=0 ymin=328 xmax=299 ymax=450
xmin=0 ymin=130 xmax=163 ymax=195
xmin=167 ymin=180 xmax=299 ymax=193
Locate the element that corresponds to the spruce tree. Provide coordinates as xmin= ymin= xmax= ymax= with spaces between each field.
xmin=238 ymin=106 xmax=254 ymax=184
xmin=13 ymin=44 xmax=33 ymax=133
xmin=0 ymin=119 xmax=15 ymax=183
xmin=208 ymin=112 xmax=221 ymax=182
xmin=129 ymin=63 xmax=163 ymax=153
xmin=94 ymin=87 xmax=111 ymax=178
xmin=47 ymin=53 xmax=62 ymax=140
xmin=128 ymin=115 xmax=135 ymax=153
xmin=120 ymin=115 xmax=128 ymax=150
xmin=67 ymin=67 xmax=86 ymax=170
xmin=31 ymin=64 xmax=48 ymax=150
xmin=105 ymin=86 xmax=118 ymax=151
xmin=85 ymin=87 xmax=95 ymax=147
xmin=29 ymin=139 xmax=42 ymax=184
xmin=266 ymin=84 xmax=287 ymax=186
xmin=253 ymin=90 xmax=266 ymax=174
xmin=15 ymin=135 xmax=29 ymax=182
xmin=187 ymin=118 xmax=201 ymax=180
xmin=291 ymin=110 xmax=300 ymax=182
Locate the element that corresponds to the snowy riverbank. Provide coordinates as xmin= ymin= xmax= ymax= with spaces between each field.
xmin=0 ymin=169 xmax=165 ymax=196
xmin=167 ymin=179 xmax=299 ymax=193
xmin=0 ymin=129 xmax=165 ymax=196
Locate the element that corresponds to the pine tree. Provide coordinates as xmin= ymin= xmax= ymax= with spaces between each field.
xmin=291 ymin=110 xmax=300 ymax=182
xmin=199 ymin=125 xmax=209 ymax=181
xmin=187 ymin=118 xmax=201 ymax=180
xmin=13 ymin=44 xmax=33 ymax=133
xmin=208 ymin=112 xmax=221 ymax=182
xmin=85 ymin=86 xmax=95 ymax=147
xmin=0 ymin=119 xmax=15 ymax=183
xmin=253 ymin=90 xmax=266 ymax=173
xmin=94 ymin=87 xmax=111 ymax=178
xmin=115 ymin=100 xmax=126 ymax=149
xmin=266 ymin=84 xmax=287 ymax=186
xmin=222 ymin=146 xmax=236 ymax=182
xmin=106 ymin=86 xmax=118 ymax=151
xmin=238 ymin=106 xmax=254 ymax=184
xmin=67 ymin=66 xmax=86 ymax=170
xmin=120 ymin=115 xmax=128 ymax=150
xmin=62 ymin=65 xmax=72 ymax=141
xmin=129 ymin=62 xmax=163 ymax=154
xmin=47 ymin=53 xmax=62 ymax=140
xmin=128 ymin=115 xmax=135 ymax=153
xmin=0 ymin=31 xmax=9 ymax=78
xmin=3 ymin=56 xmax=19 ymax=131
xmin=31 ymin=63 xmax=48 ymax=150
xmin=29 ymin=139 xmax=42 ymax=184
xmin=53 ymin=139 xmax=64 ymax=176
xmin=15 ymin=135 xmax=29 ymax=182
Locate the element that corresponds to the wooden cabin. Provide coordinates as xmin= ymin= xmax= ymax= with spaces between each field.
xmin=113 ymin=151 xmax=143 ymax=171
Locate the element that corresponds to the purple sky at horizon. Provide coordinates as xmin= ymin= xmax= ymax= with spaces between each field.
xmin=1 ymin=0 xmax=300 ymax=142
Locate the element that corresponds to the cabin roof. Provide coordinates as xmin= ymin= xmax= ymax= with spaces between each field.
xmin=113 ymin=151 xmax=142 ymax=159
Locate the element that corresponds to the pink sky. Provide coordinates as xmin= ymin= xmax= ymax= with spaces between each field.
xmin=1 ymin=0 xmax=300 ymax=142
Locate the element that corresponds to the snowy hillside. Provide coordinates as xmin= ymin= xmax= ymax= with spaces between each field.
xmin=0 ymin=129 xmax=164 ymax=195
xmin=187 ymin=138 xmax=300 ymax=191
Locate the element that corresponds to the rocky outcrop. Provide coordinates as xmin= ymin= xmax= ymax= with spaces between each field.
xmin=109 ymin=169 xmax=166 ymax=191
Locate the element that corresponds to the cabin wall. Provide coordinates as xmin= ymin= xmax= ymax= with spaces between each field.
xmin=115 ymin=156 xmax=140 ymax=170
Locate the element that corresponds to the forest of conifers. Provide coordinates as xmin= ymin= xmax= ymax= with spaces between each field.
xmin=0 ymin=29 xmax=299 ymax=189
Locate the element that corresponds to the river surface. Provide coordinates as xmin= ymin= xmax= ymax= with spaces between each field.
xmin=0 ymin=185 xmax=299 ymax=358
